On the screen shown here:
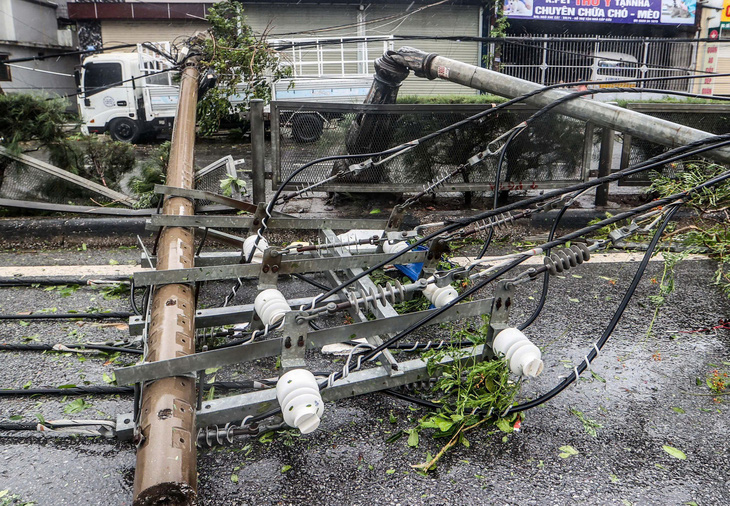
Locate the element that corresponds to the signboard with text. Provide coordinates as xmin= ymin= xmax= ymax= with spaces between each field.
xmin=505 ymin=0 xmax=696 ymax=26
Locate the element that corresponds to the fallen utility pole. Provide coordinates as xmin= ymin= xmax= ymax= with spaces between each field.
xmin=354 ymin=47 xmax=730 ymax=165
xmin=133 ymin=45 xmax=200 ymax=505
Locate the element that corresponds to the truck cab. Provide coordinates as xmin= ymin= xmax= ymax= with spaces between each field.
xmin=77 ymin=51 xmax=178 ymax=143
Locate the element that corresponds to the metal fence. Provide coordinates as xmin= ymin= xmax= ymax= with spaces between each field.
xmin=271 ymin=101 xmax=591 ymax=194
xmin=498 ymin=36 xmax=695 ymax=91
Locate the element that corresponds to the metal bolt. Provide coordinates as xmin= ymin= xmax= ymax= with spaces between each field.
xmin=271 ymin=265 xmax=279 ymax=273
xmin=401 ymin=231 xmax=408 ymax=237
xmin=284 ymin=336 xmax=291 ymax=349
xmin=298 ymin=336 xmax=304 ymax=347
xmin=262 ymin=265 xmax=270 ymax=273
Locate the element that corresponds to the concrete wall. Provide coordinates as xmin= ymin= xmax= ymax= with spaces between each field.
xmin=0 ymin=44 xmax=77 ymax=106
xmin=9 ymin=0 xmax=59 ymax=46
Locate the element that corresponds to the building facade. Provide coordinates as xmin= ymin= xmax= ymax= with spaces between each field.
xmin=0 ymin=0 xmax=77 ymax=96
xmin=68 ymin=0 xmax=486 ymax=96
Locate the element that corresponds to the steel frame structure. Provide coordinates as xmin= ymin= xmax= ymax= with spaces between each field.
xmin=116 ymin=194 xmax=514 ymax=441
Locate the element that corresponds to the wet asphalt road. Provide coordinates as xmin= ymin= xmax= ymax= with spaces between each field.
xmin=0 ymin=243 xmax=728 ymax=506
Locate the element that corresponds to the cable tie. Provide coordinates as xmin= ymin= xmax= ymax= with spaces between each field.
xmin=593 ymin=343 xmax=600 ymax=357
xmin=583 ymin=355 xmax=592 ymax=372
xmin=574 ymin=366 xmax=581 ymax=382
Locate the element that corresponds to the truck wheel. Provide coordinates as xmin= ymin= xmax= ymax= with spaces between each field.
xmin=108 ymin=118 xmax=141 ymax=143
xmin=291 ymin=114 xmax=323 ymax=143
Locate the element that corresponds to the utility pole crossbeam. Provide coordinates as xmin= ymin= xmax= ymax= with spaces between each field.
xmin=133 ymin=46 xmax=201 ymax=506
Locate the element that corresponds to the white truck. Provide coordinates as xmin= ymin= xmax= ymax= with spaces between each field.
xmin=76 ymin=36 xmax=393 ymax=143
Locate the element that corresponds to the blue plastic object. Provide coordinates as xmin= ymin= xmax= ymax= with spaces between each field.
xmin=394 ymin=244 xmax=428 ymax=281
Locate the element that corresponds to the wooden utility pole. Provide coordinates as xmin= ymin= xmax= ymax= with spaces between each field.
xmin=133 ymin=47 xmax=200 ymax=506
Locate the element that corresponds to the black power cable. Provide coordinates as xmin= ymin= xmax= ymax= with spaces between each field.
xmin=0 ymin=312 xmax=132 ymax=320
xmin=306 ymin=134 xmax=730 ymax=313
xmin=323 ymin=169 xmax=730 ymax=389
xmin=0 ymin=380 xmax=276 ymax=397
xmin=0 ymin=277 xmax=129 ymax=287
xmin=0 ymin=343 xmax=141 ymax=354
xmin=507 ymin=204 xmax=681 ymax=414
xmin=517 ymin=202 xmax=570 ymax=331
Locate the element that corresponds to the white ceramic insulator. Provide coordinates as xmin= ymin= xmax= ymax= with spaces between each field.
xmin=383 ymin=241 xmax=409 ymax=254
xmin=254 ymin=289 xmax=291 ymax=326
xmin=276 ymin=369 xmax=324 ymax=434
xmin=422 ymin=284 xmax=458 ymax=308
xmin=492 ymin=328 xmax=544 ymax=378
xmin=336 ymin=229 xmax=381 ymax=254
xmin=243 ymin=235 xmax=269 ymax=264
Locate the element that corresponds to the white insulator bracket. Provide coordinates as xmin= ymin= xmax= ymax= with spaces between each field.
xmin=382 ymin=241 xmax=410 ymax=254
xmin=276 ymin=369 xmax=324 ymax=434
xmin=243 ymin=235 xmax=269 ymax=264
xmin=254 ymin=289 xmax=291 ymax=326
xmin=422 ymin=283 xmax=458 ymax=308
xmin=492 ymin=328 xmax=544 ymax=378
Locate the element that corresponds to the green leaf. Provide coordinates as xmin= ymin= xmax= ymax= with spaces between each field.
xmin=0 ymin=490 xmax=8 ymax=499
xmin=609 ymin=473 xmax=619 ymax=483
xmin=102 ymin=372 xmax=115 ymax=385
xmin=9 ymin=415 xmax=21 ymax=421
xmin=671 ymin=407 xmax=685 ymax=414
xmin=56 ymin=384 xmax=77 ymax=389
xmin=230 ymin=474 xmax=238 ymax=483
xmin=63 ymin=398 xmax=91 ymax=414
xmin=591 ymin=371 xmax=606 ymax=383
xmin=496 ymin=418 xmax=513 ymax=433
xmin=389 ymin=411 xmax=397 ymax=424
xmin=22 ymin=381 xmax=32 ymax=389
xmin=108 ymin=259 xmax=119 ymax=265
xmin=385 ymin=468 xmax=396 ymax=475
xmin=281 ymin=465 xmax=292 ymax=473
xmin=369 ymin=209 xmax=381 ymax=214
xmin=662 ymin=445 xmax=686 ymax=460
xmin=406 ymin=429 xmax=419 ymax=448
xmin=558 ymin=445 xmax=579 ymax=458
xmin=205 ymin=366 xmax=221 ymax=375
xmin=569 ymin=298 xmax=580 ymax=303
xmin=19 ymin=320 xmax=30 ymax=327
xmin=385 ymin=430 xmax=404 ymax=443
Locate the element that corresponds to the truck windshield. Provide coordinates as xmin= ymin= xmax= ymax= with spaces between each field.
xmin=84 ymin=62 xmax=123 ymax=92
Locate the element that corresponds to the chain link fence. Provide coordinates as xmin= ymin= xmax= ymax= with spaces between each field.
xmin=272 ymin=101 xmax=591 ymax=195
xmin=618 ymin=103 xmax=730 ymax=185
xmin=0 ymin=157 xmax=119 ymax=206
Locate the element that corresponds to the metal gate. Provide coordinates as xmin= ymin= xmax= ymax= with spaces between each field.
xmin=498 ymin=35 xmax=695 ymax=91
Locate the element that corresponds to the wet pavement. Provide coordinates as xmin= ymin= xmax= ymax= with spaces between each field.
xmin=0 ymin=237 xmax=729 ymax=505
